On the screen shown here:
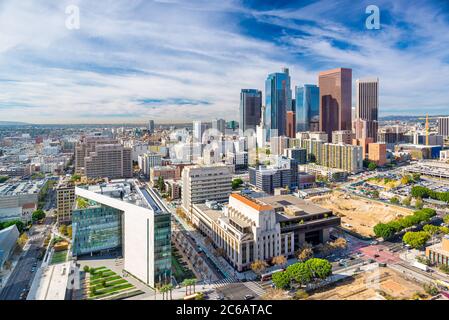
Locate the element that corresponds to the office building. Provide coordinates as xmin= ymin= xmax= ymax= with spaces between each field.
xmin=265 ymin=68 xmax=292 ymax=138
xmin=56 ymin=177 xmax=75 ymax=223
xmin=181 ymin=165 xmax=232 ymax=214
xmin=212 ymin=119 xmax=226 ymax=135
xmin=352 ymin=137 xmax=374 ymax=159
xmin=332 ymin=130 xmax=354 ymax=145
xmin=270 ymin=136 xmax=291 ymax=156
xmin=368 ymin=143 xmax=387 ymax=166
xmin=438 ymin=117 xmax=449 ymax=138
xmin=84 ymin=144 xmax=132 ymax=179
xmin=74 ymin=135 xmax=117 ymax=174
xmin=249 ymin=160 xmax=297 ymax=194
xmin=321 ymin=143 xmax=364 ymax=173
xmin=319 ymin=68 xmax=352 ymax=142
xmin=139 ymin=153 xmax=162 ymax=176
xmin=286 ymin=111 xmax=296 ymax=138
xmin=355 ymin=78 xmax=379 ymax=141
xmin=283 ymin=147 xmax=307 ymax=164
xmin=150 ymin=166 xmax=177 ymax=185
xmin=295 ymin=84 xmax=319 ymax=132
xmin=148 ymin=120 xmax=155 ymax=134
xmin=193 ymin=121 xmax=208 ymax=143
xmin=239 ymin=89 xmax=262 ymax=133
xmin=73 ymin=181 xmax=171 ymax=287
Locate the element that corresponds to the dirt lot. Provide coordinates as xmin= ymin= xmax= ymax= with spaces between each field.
xmin=310 ymin=191 xmax=414 ymax=237
xmin=307 ymin=268 xmax=427 ymax=300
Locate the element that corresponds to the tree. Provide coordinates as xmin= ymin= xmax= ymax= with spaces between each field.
xmin=439 ymin=226 xmax=449 ymax=234
xmin=0 ymin=176 xmax=9 ymax=183
xmin=402 ymin=231 xmax=430 ymax=249
xmin=67 ymin=225 xmax=73 ymax=238
xmin=297 ymin=247 xmax=313 ymax=262
xmin=17 ymin=233 xmax=29 ymax=247
xmin=423 ymin=224 xmax=440 ymax=236
xmin=439 ymin=264 xmax=449 ymax=274
xmin=271 ymin=255 xmax=287 ymax=267
xmin=32 ymin=209 xmax=46 ymax=222
xmin=286 ymin=263 xmax=312 ymax=285
xmin=443 ymin=215 xmax=449 ymax=224
xmin=415 ymin=198 xmax=424 ymax=210
xmin=271 ymin=271 xmax=291 ymax=289
xmin=373 ymin=223 xmax=396 ymax=239
xmin=390 ymin=197 xmax=400 ymax=205
xmin=402 ymin=197 xmax=411 ymax=207
xmin=332 ymin=238 xmax=348 ymax=250
xmin=251 ymin=260 xmax=268 ymax=276
xmin=232 ymin=178 xmax=244 ymax=190
xmin=83 ymin=266 xmax=90 ymax=273
xmin=368 ymin=162 xmax=377 ymax=171
xmin=305 ymin=258 xmax=332 ymax=280
xmin=59 ymin=224 xmax=67 ymax=236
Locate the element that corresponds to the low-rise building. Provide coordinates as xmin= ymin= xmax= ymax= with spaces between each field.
xmin=0 ymin=225 xmax=19 ymax=270
xmin=426 ymin=235 xmax=449 ymax=267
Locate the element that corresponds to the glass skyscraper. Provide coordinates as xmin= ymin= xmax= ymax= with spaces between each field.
xmin=295 ymin=84 xmax=320 ymax=132
xmin=265 ymin=68 xmax=292 ymax=137
xmin=239 ymin=89 xmax=262 ymax=133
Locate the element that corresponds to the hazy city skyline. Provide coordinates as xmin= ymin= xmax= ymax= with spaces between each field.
xmin=0 ymin=0 xmax=448 ymax=124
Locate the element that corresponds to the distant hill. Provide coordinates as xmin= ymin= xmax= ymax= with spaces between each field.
xmin=0 ymin=121 xmax=30 ymax=126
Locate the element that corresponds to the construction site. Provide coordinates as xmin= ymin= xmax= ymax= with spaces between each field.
xmin=307 ymin=267 xmax=428 ymax=300
xmin=310 ymin=191 xmax=414 ymax=237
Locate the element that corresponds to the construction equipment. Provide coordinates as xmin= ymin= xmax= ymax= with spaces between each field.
xmin=417 ymin=114 xmax=440 ymax=146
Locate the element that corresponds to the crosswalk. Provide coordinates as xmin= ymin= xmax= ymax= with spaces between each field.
xmin=212 ymin=277 xmax=236 ymax=288
xmin=243 ymin=281 xmax=266 ymax=296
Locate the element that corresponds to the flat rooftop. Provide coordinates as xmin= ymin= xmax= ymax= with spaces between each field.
xmin=78 ymin=179 xmax=166 ymax=213
xmin=27 ymin=262 xmax=71 ymax=300
xmin=0 ymin=180 xmax=43 ymax=196
xmin=258 ymin=195 xmax=332 ymax=217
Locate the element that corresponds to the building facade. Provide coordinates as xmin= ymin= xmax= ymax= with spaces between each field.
xmin=239 ymin=89 xmax=262 ymax=133
xmin=295 ymin=84 xmax=319 ymax=133
xmin=319 ymin=68 xmax=352 ymax=142
xmin=355 ymin=78 xmax=379 ymax=142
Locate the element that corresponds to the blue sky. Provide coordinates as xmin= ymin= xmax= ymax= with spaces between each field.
xmin=0 ymin=0 xmax=448 ymax=124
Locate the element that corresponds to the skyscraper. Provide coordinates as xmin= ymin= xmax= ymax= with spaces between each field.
xmin=148 ymin=120 xmax=155 ymax=133
xmin=265 ymin=68 xmax=292 ymax=138
xmin=355 ymin=78 xmax=379 ymax=142
xmin=295 ymin=84 xmax=320 ymax=132
xmin=212 ymin=118 xmax=226 ymax=135
xmin=286 ymin=111 xmax=296 ymax=138
xmin=438 ymin=117 xmax=449 ymax=138
xmin=239 ymin=89 xmax=262 ymax=133
xmin=319 ymin=68 xmax=352 ymax=142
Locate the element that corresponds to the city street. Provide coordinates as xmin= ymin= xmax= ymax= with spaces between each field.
xmin=0 ymin=218 xmax=52 ymax=300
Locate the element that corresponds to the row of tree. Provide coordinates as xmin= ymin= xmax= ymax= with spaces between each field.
xmin=402 ymin=224 xmax=449 ymax=249
xmin=373 ymin=208 xmax=436 ymax=239
xmin=271 ymin=258 xmax=333 ymax=289
xmin=411 ymin=186 xmax=449 ymax=203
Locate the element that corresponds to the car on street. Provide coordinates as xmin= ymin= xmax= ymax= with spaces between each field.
xmin=244 ymin=294 xmax=254 ymax=300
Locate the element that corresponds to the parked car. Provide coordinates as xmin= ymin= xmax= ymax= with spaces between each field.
xmin=244 ymin=294 xmax=254 ymax=300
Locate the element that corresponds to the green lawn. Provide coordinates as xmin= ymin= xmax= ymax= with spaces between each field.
xmin=87 ymin=267 xmax=135 ymax=300
xmin=50 ymin=250 xmax=67 ymax=265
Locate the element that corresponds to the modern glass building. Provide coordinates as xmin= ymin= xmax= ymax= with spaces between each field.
xmin=239 ymin=89 xmax=262 ymax=133
xmin=295 ymin=84 xmax=320 ymax=133
xmin=74 ymin=180 xmax=171 ymax=288
xmin=72 ymin=205 xmax=122 ymax=256
xmin=265 ymin=68 xmax=292 ymax=138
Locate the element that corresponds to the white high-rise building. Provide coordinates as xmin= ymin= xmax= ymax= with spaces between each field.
xmin=438 ymin=117 xmax=449 ymax=138
xmin=181 ymin=165 xmax=232 ymax=215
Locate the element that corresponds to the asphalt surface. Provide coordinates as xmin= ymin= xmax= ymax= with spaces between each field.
xmin=0 ymin=220 xmax=51 ymax=300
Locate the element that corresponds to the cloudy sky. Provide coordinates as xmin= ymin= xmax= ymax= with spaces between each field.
xmin=0 ymin=0 xmax=448 ymax=124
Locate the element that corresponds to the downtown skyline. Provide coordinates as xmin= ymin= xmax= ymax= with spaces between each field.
xmin=0 ymin=0 xmax=449 ymax=124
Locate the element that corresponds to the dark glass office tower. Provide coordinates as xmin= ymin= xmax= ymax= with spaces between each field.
xmin=265 ymin=68 xmax=292 ymax=138
xmin=319 ymin=68 xmax=352 ymax=142
xmin=239 ymin=89 xmax=262 ymax=133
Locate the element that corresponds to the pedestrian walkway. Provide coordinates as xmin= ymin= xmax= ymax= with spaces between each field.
xmin=243 ymin=281 xmax=265 ymax=296
xmin=212 ymin=277 xmax=236 ymax=288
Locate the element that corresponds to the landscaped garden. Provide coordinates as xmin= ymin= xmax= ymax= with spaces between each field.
xmin=50 ymin=250 xmax=68 ymax=265
xmin=85 ymin=266 xmax=135 ymax=300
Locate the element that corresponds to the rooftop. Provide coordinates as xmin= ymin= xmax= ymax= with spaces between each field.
xmin=230 ymin=193 xmax=273 ymax=211
xmin=0 ymin=180 xmax=43 ymax=197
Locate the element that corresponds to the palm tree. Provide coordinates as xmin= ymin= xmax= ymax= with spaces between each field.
xmin=181 ymin=279 xmax=190 ymax=296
